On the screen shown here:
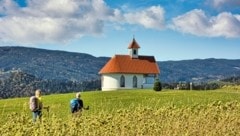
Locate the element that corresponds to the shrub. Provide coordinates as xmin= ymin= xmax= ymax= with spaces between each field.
xmin=153 ymin=79 xmax=162 ymax=91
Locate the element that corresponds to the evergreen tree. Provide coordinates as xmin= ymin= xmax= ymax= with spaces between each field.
xmin=153 ymin=79 xmax=162 ymax=91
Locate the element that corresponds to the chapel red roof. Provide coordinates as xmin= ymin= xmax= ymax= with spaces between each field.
xmin=99 ymin=55 xmax=160 ymax=74
xmin=128 ymin=38 xmax=140 ymax=49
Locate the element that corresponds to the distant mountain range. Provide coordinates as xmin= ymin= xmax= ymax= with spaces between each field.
xmin=1 ymin=46 xmax=240 ymax=83
xmin=159 ymin=59 xmax=240 ymax=83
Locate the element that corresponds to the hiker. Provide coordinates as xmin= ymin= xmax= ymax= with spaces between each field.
xmin=29 ymin=89 xmax=48 ymax=122
xmin=70 ymin=92 xmax=89 ymax=114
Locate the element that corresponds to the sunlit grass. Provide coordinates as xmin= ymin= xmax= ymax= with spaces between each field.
xmin=1 ymin=89 xmax=240 ymax=119
xmin=0 ymin=89 xmax=240 ymax=135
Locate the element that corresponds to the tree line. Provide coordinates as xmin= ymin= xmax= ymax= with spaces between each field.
xmin=162 ymin=82 xmax=221 ymax=90
xmin=162 ymin=76 xmax=240 ymax=90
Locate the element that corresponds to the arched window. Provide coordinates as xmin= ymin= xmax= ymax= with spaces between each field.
xmin=120 ymin=75 xmax=125 ymax=87
xmin=133 ymin=76 xmax=137 ymax=88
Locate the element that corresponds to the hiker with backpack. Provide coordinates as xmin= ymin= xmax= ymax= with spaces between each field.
xmin=70 ymin=92 xmax=89 ymax=114
xmin=29 ymin=89 xmax=49 ymax=122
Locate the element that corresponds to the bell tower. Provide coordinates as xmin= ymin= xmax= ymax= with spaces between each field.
xmin=128 ymin=38 xmax=140 ymax=59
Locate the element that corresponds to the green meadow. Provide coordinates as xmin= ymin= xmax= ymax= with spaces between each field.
xmin=0 ymin=89 xmax=240 ymax=135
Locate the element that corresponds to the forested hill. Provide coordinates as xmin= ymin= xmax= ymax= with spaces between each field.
xmin=0 ymin=46 xmax=109 ymax=81
xmin=0 ymin=47 xmax=240 ymax=82
xmin=159 ymin=59 xmax=240 ymax=82
xmin=1 ymin=46 xmax=240 ymax=83
xmin=1 ymin=46 xmax=240 ymax=98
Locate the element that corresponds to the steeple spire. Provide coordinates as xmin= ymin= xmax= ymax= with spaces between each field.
xmin=128 ymin=38 xmax=140 ymax=49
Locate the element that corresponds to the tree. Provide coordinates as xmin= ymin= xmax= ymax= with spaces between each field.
xmin=153 ymin=79 xmax=162 ymax=91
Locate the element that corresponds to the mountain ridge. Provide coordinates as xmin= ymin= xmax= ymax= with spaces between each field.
xmin=158 ymin=58 xmax=240 ymax=82
xmin=1 ymin=46 xmax=240 ymax=98
xmin=0 ymin=46 xmax=109 ymax=81
xmin=1 ymin=46 xmax=240 ymax=83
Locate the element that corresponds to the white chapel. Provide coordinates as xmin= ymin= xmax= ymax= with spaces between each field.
xmin=99 ymin=38 xmax=160 ymax=91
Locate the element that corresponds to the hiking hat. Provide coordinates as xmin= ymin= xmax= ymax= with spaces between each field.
xmin=35 ymin=89 xmax=41 ymax=97
xmin=76 ymin=92 xmax=81 ymax=98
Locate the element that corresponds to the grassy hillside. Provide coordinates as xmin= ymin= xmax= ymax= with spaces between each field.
xmin=0 ymin=89 xmax=240 ymax=135
xmin=1 ymin=89 xmax=240 ymax=117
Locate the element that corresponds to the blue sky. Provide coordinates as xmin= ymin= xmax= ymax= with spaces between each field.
xmin=0 ymin=0 xmax=240 ymax=61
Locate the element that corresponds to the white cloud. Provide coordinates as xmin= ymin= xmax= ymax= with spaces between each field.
xmin=124 ymin=6 xmax=165 ymax=30
xmin=107 ymin=6 xmax=166 ymax=30
xmin=0 ymin=0 xmax=114 ymax=44
xmin=0 ymin=0 xmax=166 ymax=44
xmin=212 ymin=0 xmax=230 ymax=7
xmin=171 ymin=9 xmax=240 ymax=38
xmin=0 ymin=0 xmax=19 ymax=15
xmin=207 ymin=0 xmax=240 ymax=10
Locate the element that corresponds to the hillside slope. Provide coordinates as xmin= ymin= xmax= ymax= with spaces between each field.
xmin=1 ymin=46 xmax=240 ymax=98
xmin=159 ymin=59 xmax=240 ymax=82
xmin=1 ymin=46 xmax=240 ymax=83
xmin=0 ymin=46 xmax=109 ymax=81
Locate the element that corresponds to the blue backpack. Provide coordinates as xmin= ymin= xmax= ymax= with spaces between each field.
xmin=70 ymin=98 xmax=79 ymax=109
